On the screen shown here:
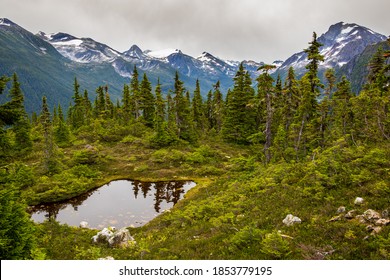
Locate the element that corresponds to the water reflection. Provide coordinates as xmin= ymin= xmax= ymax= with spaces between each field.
xmin=29 ymin=180 xmax=195 ymax=229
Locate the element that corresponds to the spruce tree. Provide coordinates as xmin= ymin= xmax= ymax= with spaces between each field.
xmin=222 ymin=63 xmax=256 ymax=144
xmin=130 ymin=65 xmax=140 ymax=119
xmin=40 ymin=96 xmax=57 ymax=173
xmin=140 ymin=73 xmax=155 ymax=127
xmin=304 ymin=32 xmax=324 ymax=94
xmin=9 ymin=73 xmax=32 ymax=151
xmin=151 ymin=80 xmax=172 ymax=147
xmin=331 ymin=76 xmax=353 ymax=139
xmin=257 ymin=65 xmax=276 ymax=163
xmin=192 ymin=79 xmax=204 ymax=133
xmin=212 ymin=81 xmax=224 ymax=133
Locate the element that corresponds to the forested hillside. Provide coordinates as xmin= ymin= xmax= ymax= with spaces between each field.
xmin=0 ymin=34 xmax=389 ymax=260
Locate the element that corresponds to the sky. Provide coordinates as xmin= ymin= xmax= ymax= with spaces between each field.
xmin=1 ymin=0 xmax=389 ymax=63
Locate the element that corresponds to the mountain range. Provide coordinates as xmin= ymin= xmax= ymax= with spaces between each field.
xmin=0 ymin=18 xmax=388 ymax=113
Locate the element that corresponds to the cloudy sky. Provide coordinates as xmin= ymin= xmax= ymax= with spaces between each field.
xmin=1 ymin=0 xmax=389 ymax=63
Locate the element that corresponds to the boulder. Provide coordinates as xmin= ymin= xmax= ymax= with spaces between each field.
xmin=92 ymin=227 xmax=114 ymax=244
xmin=363 ymin=209 xmax=381 ymax=222
xmin=108 ymin=227 xmax=136 ymax=248
xmin=375 ymin=218 xmax=390 ymax=226
xmin=283 ymin=214 xmax=302 ymax=226
xmin=354 ymin=197 xmax=364 ymax=205
xmin=92 ymin=227 xmax=135 ymax=248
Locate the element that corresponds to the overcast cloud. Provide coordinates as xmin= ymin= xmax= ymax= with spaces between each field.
xmin=1 ymin=0 xmax=389 ymax=62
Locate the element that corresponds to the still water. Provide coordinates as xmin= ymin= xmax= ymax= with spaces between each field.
xmin=30 ymin=180 xmax=196 ymax=229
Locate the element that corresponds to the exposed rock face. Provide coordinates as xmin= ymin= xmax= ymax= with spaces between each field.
xmin=92 ymin=227 xmax=136 ymax=248
xmin=283 ymin=214 xmax=302 ymax=226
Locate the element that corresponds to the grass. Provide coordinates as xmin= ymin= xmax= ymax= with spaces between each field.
xmin=12 ymin=132 xmax=390 ymax=260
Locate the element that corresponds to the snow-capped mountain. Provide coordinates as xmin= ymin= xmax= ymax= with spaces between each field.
xmin=1 ymin=18 xmax=388 ymax=114
xmin=37 ymin=31 xmax=121 ymax=63
xmin=276 ymin=22 xmax=387 ymax=77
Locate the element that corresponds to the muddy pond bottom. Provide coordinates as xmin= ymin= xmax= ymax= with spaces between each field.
xmin=30 ymin=180 xmax=196 ymax=229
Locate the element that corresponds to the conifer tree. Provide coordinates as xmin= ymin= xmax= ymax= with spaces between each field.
xmin=173 ymin=72 xmax=196 ymax=142
xmin=122 ymin=84 xmax=132 ymax=123
xmin=9 ymin=73 xmax=32 ymax=151
xmin=304 ymin=32 xmax=324 ymax=94
xmin=192 ymin=79 xmax=204 ymax=133
xmin=40 ymin=96 xmax=57 ymax=173
xmin=54 ymin=104 xmax=71 ymax=146
xmin=331 ymin=76 xmax=353 ymax=139
xmin=140 ymin=73 xmax=155 ymax=127
xmin=151 ymin=80 xmax=172 ymax=146
xmin=222 ymin=63 xmax=256 ymax=144
xmin=130 ymin=65 xmax=140 ymax=119
xmin=257 ymin=65 xmax=276 ymax=163
xmin=0 ymin=184 xmax=36 ymax=259
xmin=212 ymin=81 xmax=224 ymax=132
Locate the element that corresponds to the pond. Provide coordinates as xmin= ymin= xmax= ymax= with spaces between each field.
xmin=30 ymin=180 xmax=196 ymax=229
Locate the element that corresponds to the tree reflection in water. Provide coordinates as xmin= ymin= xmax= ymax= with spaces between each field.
xmin=29 ymin=180 xmax=194 ymax=228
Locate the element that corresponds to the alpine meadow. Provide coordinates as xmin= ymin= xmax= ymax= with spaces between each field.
xmin=1 ymin=17 xmax=390 ymax=261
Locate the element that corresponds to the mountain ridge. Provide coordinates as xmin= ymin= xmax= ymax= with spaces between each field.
xmin=0 ymin=18 xmax=388 ymax=113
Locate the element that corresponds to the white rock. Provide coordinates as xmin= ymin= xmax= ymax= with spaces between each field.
xmin=108 ymin=227 xmax=136 ymax=248
xmin=80 ymin=221 xmax=89 ymax=228
xmin=363 ymin=209 xmax=381 ymax=221
xmin=354 ymin=197 xmax=364 ymax=205
xmin=337 ymin=206 xmax=346 ymax=213
xmin=283 ymin=214 xmax=302 ymax=226
xmin=98 ymin=256 xmax=115 ymax=260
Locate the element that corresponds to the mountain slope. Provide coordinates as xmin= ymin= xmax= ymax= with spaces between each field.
xmin=0 ymin=19 xmax=130 ymax=113
xmin=275 ymin=22 xmax=387 ymax=81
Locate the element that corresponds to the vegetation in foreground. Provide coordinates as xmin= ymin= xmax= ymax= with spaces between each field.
xmin=0 ymin=35 xmax=389 ymax=260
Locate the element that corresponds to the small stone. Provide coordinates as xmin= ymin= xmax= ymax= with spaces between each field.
xmin=329 ymin=215 xmax=343 ymax=222
xmin=80 ymin=221 xmax=89 ymax=228
xmin=98 ymin=256 xmax=115 ymax=260
xmin=344 ymin=210 xmax=357 ymax=219
xmin=283 ymin=214 xmax=302 ymax=226
xmin=336 ymin=206 xmax=346 ymax=213
xmin=382 ymin=210 xmax=389 ymax=218
xmin=371 ymin=226 xmax=382 ymax=235
xmin=354 ymin=197 xmax=364 ymax=205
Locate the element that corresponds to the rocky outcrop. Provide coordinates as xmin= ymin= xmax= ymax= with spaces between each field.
xmin=92 ymin=227 xmax=136 ymax=248
xmin=80 ymin=221 xmax=89 ymax=228
xmin=329 ymin=205 xmax=390 ymax=238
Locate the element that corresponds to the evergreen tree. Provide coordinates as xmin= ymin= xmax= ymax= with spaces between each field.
xmin=122 ymin=84 xmax=133 ymax=123
xmin=54 ymin=104 xmax=71 ymax=146
xmin=257 ymin=65 xmax=276 ymax=163
xmin=331 ymin=76 xmax=353 ymax=139
xmin=0 ymin=184 xmax=36 ymax=259
xmin=8 ymin=73 xmax=32 ymax=151
xmin=151 ymin=80 xmax=172 ymax=146
xmin=140 ymin=73 xmax=155 ymax=127
xmin=205 ymin=90 xmax=213 ymax=130
xmin=222 ymin=63 xmax=256 ymax=144
xmin=40 ymin=96 xmax=57 ymax=173
xmin=192 ymin=79 xmax=204 ymax=133
xmin=212 ymin=81 xmax=224 ymax=133
xmin=173 ymin=72 xmax=196 ymax=142
xmin=130 ymin=65 xmax=140 ymax=119
xmin=304 ymin=32 xmax=324 ymax=94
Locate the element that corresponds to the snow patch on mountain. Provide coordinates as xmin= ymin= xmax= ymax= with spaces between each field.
xmin=147 ymin=48 xmax=181 ymax=59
